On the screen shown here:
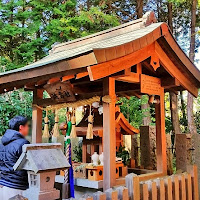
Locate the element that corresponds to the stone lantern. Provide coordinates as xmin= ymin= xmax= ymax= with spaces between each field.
xmin=13 ymin=143 xmax=70 ymax=200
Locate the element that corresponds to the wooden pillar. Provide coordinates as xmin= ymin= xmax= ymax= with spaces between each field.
xmin=103 ymin=77 xmax=116 ymax=191
xmin=155 ymin=88 xmax=167 ymax=174
xmin=32 ymin=89 xmax=43 ymax=143
xmin=82 ymin=143 xmax=87 ymax=163
xmin=91 ymin=144 xmax=95 ymax=162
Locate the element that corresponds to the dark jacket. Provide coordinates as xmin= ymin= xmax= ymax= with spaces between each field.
xmin=0 ymin=129 xmax=30 ymax=190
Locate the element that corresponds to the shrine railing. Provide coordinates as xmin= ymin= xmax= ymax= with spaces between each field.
xmin=79 ymin=165 xmax=199 ymax=200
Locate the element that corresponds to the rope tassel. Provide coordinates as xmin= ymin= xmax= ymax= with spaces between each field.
xmin=43 ymin=116 xmax=49 ymax=138
xmin=42 ymin=110 xmax=50 ymax=143
xmin=70 ymin=109 xmax=77 ymax=138
xmin=52 ymin=110 xmax=60 ymax=143
xmin=86 ymin=105 xmax=93 ymax=139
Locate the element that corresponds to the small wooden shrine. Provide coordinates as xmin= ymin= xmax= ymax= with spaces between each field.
xmin=14 ymin=143 xmax=70 ymax=200
xmin=1 ymin=11 xmax=200 ymax=191
xmin=76 ymin=106 xmax=139 ymax=163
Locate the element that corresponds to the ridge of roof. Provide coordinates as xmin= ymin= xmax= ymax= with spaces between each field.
xmin=50 ymin=11 xmax=157 ymax=54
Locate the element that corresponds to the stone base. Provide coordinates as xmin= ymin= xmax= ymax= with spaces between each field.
xmin=24 ymin=189 xmax=59 ymax=200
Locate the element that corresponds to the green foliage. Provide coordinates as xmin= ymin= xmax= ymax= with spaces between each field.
xmin=119 ymin=95 xmax=153 ymax=129
xmin=0 ymin=0 xmax=119 ymax=133
xmin=116 ymin=146 xmax=130 ymax=166
xmin=0 ymin=89 xmax=33 ymax=135
xmin=73 ymin=141 xmax=83 ymax=162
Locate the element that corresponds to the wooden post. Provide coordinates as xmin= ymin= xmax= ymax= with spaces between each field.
xmin=82 ymin=143 xmax=87 ymax=163
xmin=103 ymin=77 xmax=116 ymax=191
xmin=155 ymin=88 xmax=167 ymax=174
xmin=32 ymin=89 xmax=43 ymax=143
xmin=91 ymin=144 xmax=95 ymax=162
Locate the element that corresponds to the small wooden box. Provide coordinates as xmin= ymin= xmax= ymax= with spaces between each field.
xmin=86 ymin=166 xmax=103 ymax=181
xmin=73 ymin=163 xmax=87 ymax=179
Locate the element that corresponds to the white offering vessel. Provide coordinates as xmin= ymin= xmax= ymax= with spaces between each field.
xmin=91 ymin=152 xmax=99 ymax=166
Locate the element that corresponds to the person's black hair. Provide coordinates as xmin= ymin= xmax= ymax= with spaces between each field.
xmin=9 ymin=116 xmax=28 ymax=131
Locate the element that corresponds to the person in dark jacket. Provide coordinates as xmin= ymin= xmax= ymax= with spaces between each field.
xmin=0 ymin=116 xmax=30 ymax=199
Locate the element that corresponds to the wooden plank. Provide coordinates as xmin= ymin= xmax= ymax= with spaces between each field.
xmin=103 ymin=77 xmax=116 ymax=191
xmin=155 ymin=42 xmax=198 ymax=97
xmin=187 ymin=165 xmax=199 ymax=200
xmin=99 ymin=193 xmax=106 ymax=200
xmin=159 ymin=179 xmax=165 ymax=200
xmin=32 ymin=89 xmax=43 ymax=143
xmin=151 ymin=181 xmax=158 ymax=200
xmin=122 ymin=188 xmax=129 ymax=200
xmin=133 ymin=176 xmax=140 ymax=200
xmin=155 ymin=89 xmax=167 ymax=174
xmin=164 ymin=177 xmax=172 ymax=200
xmin=88 ymin=43 xmax=154 ymax=81
xmin=185 ymin=173 xmax=192 ymax=200
xmin=105 ymin=190 xmax=118 ymax=200
xmin=138 ymin=172 xmax=164 ymax=182
xmin=140 ymin=74 xmax=162 ymax=95
xmin=172 ymin=175 xmax=180 ymax=200
xmin=142 ymin=183 xmax=149 ymax=200
xmin=179 ymin=174 xmax=186 ymax=200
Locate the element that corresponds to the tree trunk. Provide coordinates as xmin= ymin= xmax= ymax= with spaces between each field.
xmin=141 ymin=101 xmax=151 ymax=126
xmin=170 ymin=92 xmax=181 ymax=135
xmin=180 ymin=91 xmax=187 ymax=126
xmin=136 ymin=0 xmax=143 ymax=18
xmin=168 ymin=2 xmax=173 ymax=32
xmin=168 ymin=2 xmax=181 ymax=135
xmin=187 ymin=0 xmax=197 ymax=134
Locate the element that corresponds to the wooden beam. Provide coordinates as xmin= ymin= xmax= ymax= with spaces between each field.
xmin=124 ymin=67 xmax=131 ymax=75
xmin=76 ymin=72 xmax=88 ymax=79
xmin=61 ymin=74 xmax=75 ymax=82
xmin=155 ymin=42 xmax=198 ymax=97
xmin=142 ymin=61 xmax=157 ymax=75
xmin=88 ymin=43 xmax=154 ymax=81
xmin=155 ymin=88 xmax=167 ymax=174
xmin=103 ymin=77 xmax=116 ymax=191
xmin=47 ymin=77 xmax=60 ymax=84
xmin=161 ymin=77 xmax=180 ymax=89
xmin=114 ymin=73 xmax=140 ymax=84
xmin=137 ymin=63 xmax=142 ymax=74
xmin=32 ymin=89 xmax=43 ymax=143
xmin=0 ymin=67 xmax=87 ymax=94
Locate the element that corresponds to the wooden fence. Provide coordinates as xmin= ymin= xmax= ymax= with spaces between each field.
xmin=79 ymin=165 xmax=199 ymax=200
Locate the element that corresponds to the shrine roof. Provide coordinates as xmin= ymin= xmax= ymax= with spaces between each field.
xmin=0 ymin=11 xmax=200 ymax=97
xmin=76 ymin=107 xmax=139 ymax=136
xmin=13 ymin=143 xmax=70 ymax=173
